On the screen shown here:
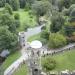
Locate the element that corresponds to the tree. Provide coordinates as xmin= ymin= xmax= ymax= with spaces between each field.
xmin=69 ymin=4 xmax=75 ymax=15
xmin=26 ymin=0 xmax=35 ymax=6
xmin=64 ymin=22 xmax=75 ymax=36
xmin=0 ymin=66 xmax=4 ymax=75
xmin=0 ymin=13 xmax=20 ymax=33
xmin=19 ymin=0 xmax=26 ymax=8
xmin=0 ymin=0 xmax=6 ymax=7
xmin=32 ymin=1 xmax=51 ymax=16
xmin=63 ymin=0 xmax=71 ymax=8
xmin=41 ymin=30 xmax=49 ymax=40
xmin=14 ymin=13 xmax=20 ymax=20
xmin=50 ymin=13 xmax=65 ymax=33
xmin=70 ymin=8 xmax=75 ymax=17
xmin=0 ymin=26 xmax=18 ymax=51
xmin=0 ymin=13 xmax=19 ymax=33
xmin=5 ymin=3 xmax=13 ymax=15
xmin=14 ymin=13 xmax=20 ymax=28
xmin=57 ymin=0 xmax=63 ymax=12
xmin=9 ymin=0 xmax=20 ymax=11
xmin=32 ymin=0 xmax=51 ymax=23
xmin=24 ymin=23 xmax=30 ymax=31
xmin=42 ymin=57 xmax=56 ymax=71
xmin=48 ymin=33 xmax=67 ymax=48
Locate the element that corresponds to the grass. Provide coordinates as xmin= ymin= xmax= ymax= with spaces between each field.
xmin=42 ymin=49 xmax=75 ymax=71
xmin=14 ymin=9 xmax=37 ymax=31
xmin=27 ymin=33 xmax=41 ymax=42
xmin=2 ymin=51 xmax=21 ymax=70
xmin=13 ymin=64 xmax=28 ymax=75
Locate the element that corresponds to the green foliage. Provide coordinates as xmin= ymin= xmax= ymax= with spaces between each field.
xmin=63 ymin=21 xmax=75 ymax=37
xmin=41 ymin=30 xmax=49 ymax=40
xmin=9 ymin=0 xmax=20 ymax=11
xmin=26 ymin=0 xmax=35 ymax=6
xmin=70 ymin=8 xmax=75 ymax=17
xmin=2 ymin=51 xmax=21 ymax=70
xmin=42 ymin=57 xmax=56 ymax=71
xmin=14 ymin=20 xmax=20 ymax=28
xmin=0 ymin=14 xmax=15 ymax=32
xmin=5 ymin=3 xmax=13 ymax=15
xmin=0 ymin=65 xmax=4 ymax=75
xmin=63 ymin=0 xmax=71 ymax=8
xmin=50 ymin=13 xmax=65 ymax=33
xmin=32 ymin=1 xmax=51 ymax=16
xmin=13 ymin=64 xmax=28 ymax=75
xmin=41 ymin=25 xmax=46 ymax=30
xmin=62 ymin=8 xmax=69 ymax=16
xmin=69 ymin=4 xmax=75 ymax=15
xmin=14 ymin=13 xmax=20 ymax=20
xmin=19 ymin=0 xmax=26 ymax=8
xmin=57 ymin=0 xmax=63 ymax=12
xmin=24 ymin=23 xmax=30 ymax=31
xmin=48 ymin=33 xmax=67 ymax=48
xmin=0 ymin=0 xmax=6 ymax=7
xmin=42 ymin=50 xmax=75 ymax=71
xmin=0 ymin=26 xmax=18 ymax=51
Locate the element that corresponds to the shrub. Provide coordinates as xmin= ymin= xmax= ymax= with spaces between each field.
xmin=41 ymin=26 xmax=46 ymax=30
xmin=14 ymin=13 xmax=20 ymax=20
xmin=42 ymin=57 xmax=56 ymax=71
xmin=24 ymin=23 xmax=30 ymax=31
xmin=40 ymin=30 xmax=49 ymax=40
xmin=5 ymin=3 xmax=13 ymax=15
xmin=48 ymin=33 xmax=67 ymax=48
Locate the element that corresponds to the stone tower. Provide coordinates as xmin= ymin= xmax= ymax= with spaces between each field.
xmin=28 ymin=40 xmax=42 ymax=75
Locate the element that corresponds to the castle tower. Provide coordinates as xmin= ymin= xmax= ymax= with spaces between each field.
xmin=28 ymin=40 xmax=42 ymax=75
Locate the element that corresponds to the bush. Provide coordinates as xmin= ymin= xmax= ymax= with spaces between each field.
xmin=69 ymin=4 xmax=75 ymax=14
xmin=39 ymin=38 xmax=47 ymax=45
xmin=70 ymin=8 xmax=75 ymax=17
xmin=41 ymin=26 xmax=46 ymax=30
xmin=40 ymin=30 xmax=49 ymax=40
xmin=24 ymin=23 xmax=30 ymax=31
xmin=14 ymin=13 xmax=20 ymax=20
xmin=48 ymin=33 xmax=67 ymax=48
xmin=62 ymin=8 xmax=69 ymax=16
xmin=42 ymin=57 xmax=56 ymax=71
xmin=5 ymin=3 xmax=13 ymax=15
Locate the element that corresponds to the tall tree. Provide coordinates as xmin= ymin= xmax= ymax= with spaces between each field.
xmin=0 ymin=0 xmax=6 ymax=7
xmin=0 ymin=13 xmax=17 ymax=33
xmin=0 ymin=26 xmax=18 ymax=51
xmin=5 ymin=3 xmax=13 ymax=15
xmin=9 ymin=0 xmax=20 ymax=11
xmin=19 ymin=0 xmax=26 ymax=8
xmin=50 ymin=13 xmax=65 ymax=33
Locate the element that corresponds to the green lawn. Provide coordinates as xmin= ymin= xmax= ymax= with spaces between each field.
xmin=42 ymin=49 xmax=75 ymax=71
xmin=13 ymin=64 xmax=28 ymax=75
xmin=27 ymin=33 xmax=41 ymax=42
xmin=14 ymin=9 xmax=37 ymax=31
xmin=2 ymin=51 xmax=21 ymax=70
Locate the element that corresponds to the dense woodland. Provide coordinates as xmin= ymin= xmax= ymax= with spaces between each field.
xmin=0 ymin=0 xmax=75 ymax=52
xmin=0 ymin=0 xmax=75 ymax=74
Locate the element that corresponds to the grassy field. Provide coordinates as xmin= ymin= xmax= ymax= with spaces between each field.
xmin=14 ymin=9 xmax=37 ymax=31
xmin=2 ymin=51 xmax=21 ymax=70
xmin=27 ymin=33 xmax=41 ymax=42
xmin=13 ymin=64 xmax=28 ymax=75
xmin=42 ymin=49 xmax=75 ymax=71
